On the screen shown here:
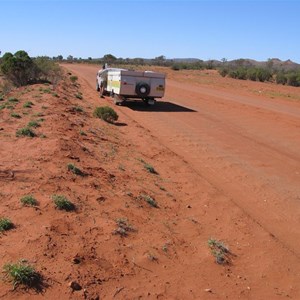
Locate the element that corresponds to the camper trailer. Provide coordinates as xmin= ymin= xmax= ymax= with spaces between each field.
xmin=96 ymin=68 xmax=166 ymax=105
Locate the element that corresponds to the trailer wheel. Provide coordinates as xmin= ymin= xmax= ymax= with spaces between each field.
xmin=135 ymin=82 xmax=150 ymax=98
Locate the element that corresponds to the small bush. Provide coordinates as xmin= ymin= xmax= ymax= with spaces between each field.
xmin=144 ymin=163 xmax=158 ymax=174
xmin=27 ymin=120 xmax=40 ymax=128
xmin=256 ymin=68 xmax=272 ymax=82
xmin=72 ymin=106 xmax=83 ymax=112
xmin=246 ymin=68 xmax=258 ymax=81
xmin=93 ymin=106 xmax=118 ymax=123
xmin=20 ymin=195 xmax=37 ymax=206
xmin=0 ymin=218 xmax=13 ymax=232
xmin=208 ymin=238 xmax=229 ymax=264
xmin=11 ymin=112 xmax=21 ymax=119
xmin=286 ymin=72 xmax=300 ymax=87
xmin=16 ymin=127 xmax=36 ymax=137
xmin=67 ymin=163 xmax=84 ymax=176
xmin=75 ymin=93 xmax=83 ymax=100
xmin=52 ymin=195 xmax=75 ymax=211
xmin=23 ymin=101 xmax=34 ymax=108
xmin=276 ymin=72 xmax=287 ymax=85
xmin=3 ymin=260 xmax=41 ymax=289
xmin=219 ymin=68 xmax=228 ymax=77
xmin=140 ymin=194 xmax=158 ymax=208
xmin=113 ymin=218 xmax=135 ymax=237
xmin=8 ymin=97 xmax=19 ymax=103
xmin=70 ymin=76 xmax=78 ymax=83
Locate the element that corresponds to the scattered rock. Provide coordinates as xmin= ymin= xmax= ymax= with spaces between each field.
xmin=72 ymin=257 xmax=81 ymax=264
xmin=69 ymin=281 xmax=82 ymax=291
xmin=204 ymin=288 xmax=212 ymax=293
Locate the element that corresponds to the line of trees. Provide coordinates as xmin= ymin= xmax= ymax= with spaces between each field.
xmin=2 ymin=51 xmax=299 ymax=88
xmin=219 ymin=66 xmax=300 ymax=87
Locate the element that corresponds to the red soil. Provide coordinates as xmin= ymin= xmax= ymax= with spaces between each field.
xmin=0 ymin=65 xmax=300 ymax=299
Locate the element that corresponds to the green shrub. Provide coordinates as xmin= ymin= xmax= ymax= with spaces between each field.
xmin=67 ymin=163 xmax=84 ymax=176
xmin=20 ymin=195 xmax=37 ymax=206
xmin=52 ymin=195 xmax=75 ymax=211
xmin=16 ymin=127 xmax=36 ymax=137
xmin=235 ymin=67 xmax=247 ymax=80
xmin=256 ymin=68 xmax=272 ymax=82
xmin=27 ymin=120 xmax=40 ymax=128
xmin=228 ymin=69 xmax=238 ymax=79
xmin=141 ymin=194 xmax=158 ymax=208
xmin=93 ymin=106 xmax=118 ymax=123
xmin=144 ymin=163 xmax=158 ymax=174
xmin=246 ymin=68 xmax=258 ymax=81
xmin=11 ymin=112 xmax=21 ymax=118
xmin=219 ymin=68 xmax=228 ymax=77
xmin=275 ymin=72 xmax=287 ymax=85
xmin=0 ymin=51 xmax=36 ymax=86
xmin=0 ymin=218 xmax=13 ymax=232
xmin=113 ymin=218 xmax=135 ymax=236
xmin=70 ymin=75 xmax=78 ymax=83
xmin=171 ymin=64 xmax=180 ymax=71
xmin=33 ymin=56 xmax=63 ymax=86
xmin=8 ymin=97 xmax=19 ymax=103
xmin=23 ymin=101 xmax=34 ymax=108
xmin=75 ymin=93 xmax=83 ymax=99
xmin=286 ymin=72 xmax=300 ymax=87
xmin=3 ymin=260 xmax=41 ymax=289
xmin=208 ymin=238 xmax=229 ymax=264
xmin=72 ymin=106 xmax=83 ymax=112
xmin=0 ymin=52 xmax=62 ymax=87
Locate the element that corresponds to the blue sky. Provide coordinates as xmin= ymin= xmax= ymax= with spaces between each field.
xmin=0 ymin=0 xmax=299 ymax=62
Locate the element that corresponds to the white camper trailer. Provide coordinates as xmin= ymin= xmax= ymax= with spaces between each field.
xmin=96 ymin=68 xmax=166 ymax=105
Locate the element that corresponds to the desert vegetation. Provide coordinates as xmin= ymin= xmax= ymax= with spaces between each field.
xmin=218 ymin=59 xmax=300 ymax=87
xmin=52 ymin=195 xmax=75 ymax=211
xmin=93 ymin=106 xmax=118 ymax=123
xmin=0 ymin=50 xmax=62 ymax=89
xmin=3 ymin=260 xmax=42 ymax=290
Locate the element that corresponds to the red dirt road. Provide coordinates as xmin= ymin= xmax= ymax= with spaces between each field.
xmin=65 ymin=64 xmax=300 ymax=258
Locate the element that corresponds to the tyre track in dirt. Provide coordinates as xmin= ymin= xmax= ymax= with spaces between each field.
xmin=64 ymin=64 xmax=300 ymax=258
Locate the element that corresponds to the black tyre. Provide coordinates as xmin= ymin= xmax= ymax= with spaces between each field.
xmin=96 ymin=82 xmax=100 ymax=91
xmin=135 ymin=82 xmax=150 ymax=98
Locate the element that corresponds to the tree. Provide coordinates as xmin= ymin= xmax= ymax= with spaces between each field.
xmin=102 ymin=54 xmax=117 ymax=64
xmin=221 ymin=58 xmax=227 ymax=64
xmin=154 ymin=55 xmax=166 ymax=66
xmin=0 ymin=50 xmax=36 ymax=86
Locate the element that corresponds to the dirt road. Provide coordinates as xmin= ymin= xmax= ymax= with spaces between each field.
xmin=65 ymin=64 xmax=300 ymax=257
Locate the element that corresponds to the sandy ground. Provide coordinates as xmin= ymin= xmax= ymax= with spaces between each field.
xmin=0 ymin=65 xmax=300 ymax=299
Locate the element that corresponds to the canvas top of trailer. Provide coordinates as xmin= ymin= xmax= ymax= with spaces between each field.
xmin=99 ymin=68 xmax=165 ymax=79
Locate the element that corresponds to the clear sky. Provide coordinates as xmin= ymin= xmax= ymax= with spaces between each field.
xmin=0 ymin=0 xmax=299 ymax=62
